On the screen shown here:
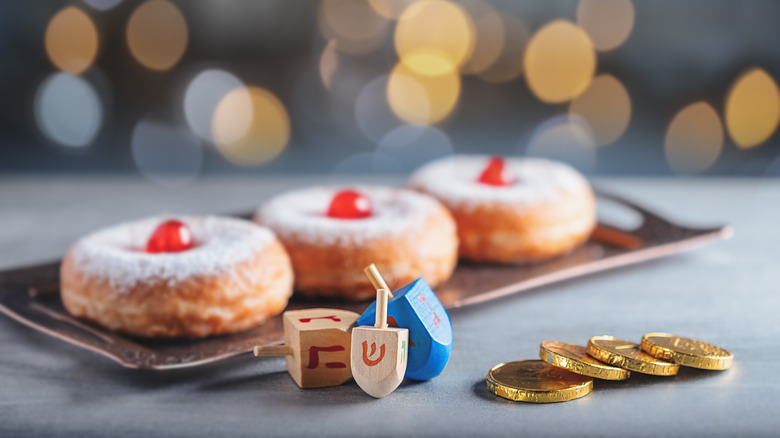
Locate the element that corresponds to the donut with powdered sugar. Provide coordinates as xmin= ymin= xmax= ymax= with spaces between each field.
xmin=409 ymin=155 xmax=596 ymax=263
xmin=255 ymin=186 xmax=458 ymax=300
xmin=60 ymin=215 xmax=293 ymax=338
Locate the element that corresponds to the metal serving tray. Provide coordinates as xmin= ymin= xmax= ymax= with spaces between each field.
xmin=0 ymin=190 xmax=731 ymax=370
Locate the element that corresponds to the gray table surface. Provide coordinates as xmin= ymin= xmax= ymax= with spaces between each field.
xmin=1 ymin=176 xmax=778 ymax=437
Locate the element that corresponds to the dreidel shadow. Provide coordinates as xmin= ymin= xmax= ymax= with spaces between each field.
xmin=253 ymin=308 xmax=359 ymax=388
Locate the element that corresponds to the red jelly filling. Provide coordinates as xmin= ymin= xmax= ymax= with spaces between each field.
xmin=326 ymin=190 xmax=373 ymax=219
xmin=477 ymin=156 xmax=515 ymax=186
xmin=146 ymin=220 xmax=194 ymax=253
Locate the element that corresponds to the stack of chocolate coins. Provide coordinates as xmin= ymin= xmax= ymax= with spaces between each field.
xmin=486 ymin=333 xmax=733 ymax=403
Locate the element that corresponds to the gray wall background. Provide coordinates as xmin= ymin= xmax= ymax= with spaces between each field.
xmin=1 ymin=0 xmax=779 ymax=177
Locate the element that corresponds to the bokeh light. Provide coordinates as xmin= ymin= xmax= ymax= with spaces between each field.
xmin=212 ymin=86 xmax=291 ymax=166
xmin=459 ymin=0 xmax=504 ymax=75
xmin=45 ymin=6 xmax=99 ymax=75
xmin=524 ymin=20 xmax=596 ymax=103
xmin=576 ymin=0 xmax=635 ymax=52
xmin=477 ymin=15 xmax=530 ymax=84
xmin=35 ymin=73 xmax=102 ymax=147
xmin=725 ymin=68 xmax=780 ymax=149
xmin=126 ymin=0 xmax=188 ymax=71
xmin=291 ymin=67 xmax=354 ymax=139
xmin=569 ymin=74 xmax=631 ymax=146
xmin=665 ymin=101 xmax=723 ymax=175
xmin=525 ymin=115 xmax=597 ymax=172
xmin=83 ymin=0 xmax=123 ymax=11
xmin=387 ymin=61 xmax=460 ymax=125
xmin=319 ymin=0 xmax=390 ymax=55
xmin=355 ymin=75 xmax=403 ymax=142
xmin=376 ymin=124 xmax=453 ymax=171
xmin=183 ymin=69 xmax=244 ymax=143
xmin=319 ymin=40 xmax=339 ymax=91
xmin=394 ymin=0 xmax=474 ymax=76
xmin=131 ymin=117 xmax=203 ymax=186
xmin=368 ymin=0 xmax=417 ymax=20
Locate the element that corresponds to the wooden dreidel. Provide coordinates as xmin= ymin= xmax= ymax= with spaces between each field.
xmin=254 ymin=308 xmax=358 ymax=388
xmin=350 ymin=275 xmax=408 ymax=398
xmin=358 ymin=265 xmax=453 ymax=381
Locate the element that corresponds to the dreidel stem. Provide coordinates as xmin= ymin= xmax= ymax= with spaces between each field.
xmin=254 ymin=344 xmax=293 ymax=357
xmin=364 ymin=263 xmax=393 ymax=300
xmin=375 ymin=288 xmax=389 ymax=329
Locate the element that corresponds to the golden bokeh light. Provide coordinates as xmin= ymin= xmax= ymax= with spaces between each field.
xmin=478 ymin=15 xmax=529 ymax=84
xmin=319 ymin=0 xmax=390 ymax=55
xmin=319 ymin=40 xmax=339 ymax=90
xmin=45 ymin=7 xmax=99 ymax=75
xmin=395 ymin=0 xmax=475 ymax=76
xmin=665 ymin=102 xmax=723 ymax=175
xmin=569 ymin=74 xmax=631 ymax=146
xmin=524 ymin=20 xmax=596 ymax=104
xmin=212 ymin=86 xmax=291 ymax=166
xmin=576 ymin=0 xmax=635 ymax=52
xmin=368 ymin=0 xmax=417 ymax=19
xmin=387 ymin=60 xmax=460 ymax=124
xmin=126 ymin=0 xmax=188 ymax=71
xmin=459 ymin=0 xmax=504 ymax=75
xmin=725 ymin=68 xmax=780 ymax=149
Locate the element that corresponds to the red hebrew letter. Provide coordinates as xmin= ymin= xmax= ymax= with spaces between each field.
xmin=418 ymin=294 xmax=441 ymax=327
xmin=307 ymin=345 xmax=347 ymax=369
xmin=298 ymin=315 xmax=341 ymax=323
xmin=361 ymin=341 xmax=386 ymax=366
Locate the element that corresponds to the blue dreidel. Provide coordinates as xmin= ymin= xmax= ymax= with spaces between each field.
xmin=359 ymin=265 xmax=452 ymax=381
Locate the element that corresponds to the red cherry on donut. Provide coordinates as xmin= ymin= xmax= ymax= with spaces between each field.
xmin=146 ymin=220 xmax=194 ymax=253
xmin=477 ymin=156 xmax=515 ymax=186
xmin=326 ymin=190 xmax=373 ymax=219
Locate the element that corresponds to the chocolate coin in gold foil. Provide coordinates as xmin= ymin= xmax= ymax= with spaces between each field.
xmin=540 ymin=341 xmax=631 ymax=380
xmin=640 ymin=333 xmax=733 ymax=370
xmin=586 ymin=335 xmax=679 ymax=376
xmin=486 ymin=360 xmax=593 ymax=403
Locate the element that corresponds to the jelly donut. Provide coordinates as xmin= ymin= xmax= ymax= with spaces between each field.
xmin=254 ymin=186 xmax=458 ymax=300
xmin=60 ymin=216 xmax=293 ymax=338
xmin=409 ymin=155 xmax=596 ymax=263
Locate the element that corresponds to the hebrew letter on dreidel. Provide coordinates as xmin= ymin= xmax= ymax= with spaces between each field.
xmin=253 ymin=308 xmax=358 ymax=388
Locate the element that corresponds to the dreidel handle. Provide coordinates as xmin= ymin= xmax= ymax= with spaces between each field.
xmin=375 ymin=288 xmax=389 ymax=329
xmin=365 ymin=264 xmax=393 ymax=300
xmin=253 ymin=344 xmax=293 ymax=357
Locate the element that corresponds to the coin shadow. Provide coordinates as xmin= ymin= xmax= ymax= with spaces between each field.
xmin=595 ymin=366 xmax=722 ymax=392
xmin=471 ymin=379 xmax=547 ymax=406
xmin=472 ymin=379 xmax=504 ymax=403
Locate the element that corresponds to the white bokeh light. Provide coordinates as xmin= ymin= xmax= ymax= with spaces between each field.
xmin=376 ymin=124 xmax=453 ymax=171
xmin=83 ymin=0 xmax=123 ymax=11
xmin=183 ymin=69 xmax=244 ymax=142
xmin=131 ymin=117 xmax=203 ymax=186
xmin=291 ymin=67 xmax=355 ymax=137
xmin=354 ymin=75 xmax=404 ymax=142
xmin=331 ymin=151 xmax=404 ymax=175
xmin=524 ymin=115 xmax=597 ymax=172
xmin=35 ymin=72 xmax=102 ymax=147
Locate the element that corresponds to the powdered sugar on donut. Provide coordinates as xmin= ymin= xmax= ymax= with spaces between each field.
xmin=409 ymin=155 xmax=591 ymax=211
xmin=70 ymin=216 xmax=275 ymax=292
xmin=256 ymin=186 xmax=441 ymax=246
